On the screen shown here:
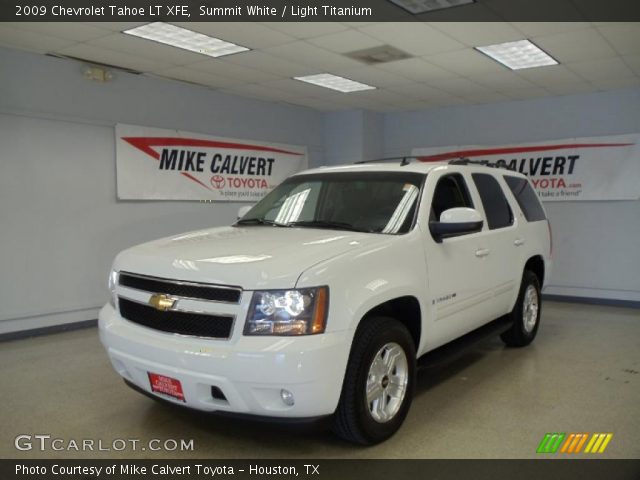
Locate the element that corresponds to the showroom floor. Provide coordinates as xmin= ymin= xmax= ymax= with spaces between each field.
xmin=1 ymin=301 xmax=638 ymax=459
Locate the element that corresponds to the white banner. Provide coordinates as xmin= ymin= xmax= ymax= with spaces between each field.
xmin=412 ymin=134 xmax=640 ymax=201
xmin=115 ymin=123 xmax=308 ymax=201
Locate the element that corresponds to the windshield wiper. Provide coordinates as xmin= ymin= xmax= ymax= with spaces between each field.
xmin=287 ymin=220 xmax=370 ymax=232
xmin=236 ymin=218 xmax=289 ymax=227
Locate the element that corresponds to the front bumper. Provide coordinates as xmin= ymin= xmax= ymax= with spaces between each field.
xmin=98 ymin=304 xmax=349 ymax=418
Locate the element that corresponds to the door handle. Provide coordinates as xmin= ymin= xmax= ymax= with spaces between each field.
xmin=475 ymin=248 xmax=490 ymax=257
xmin=514 ymin=238 xmax=525 ymax=246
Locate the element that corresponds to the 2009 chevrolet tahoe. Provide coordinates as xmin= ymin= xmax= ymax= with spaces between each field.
xmin=99 ymin=159 xmax=552 ymax=444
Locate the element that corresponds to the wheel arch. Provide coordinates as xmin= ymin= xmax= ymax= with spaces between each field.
xmin=524 ymin=255 xmax=545 ymax=287
xmin=358 ymin=296 xmax=422 ymax=351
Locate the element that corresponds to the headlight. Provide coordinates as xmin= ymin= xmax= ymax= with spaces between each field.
xmin=108 ymin=270 xmax=118 ymax=307
xmin=244 ymin=287 xmax=328 ymax=336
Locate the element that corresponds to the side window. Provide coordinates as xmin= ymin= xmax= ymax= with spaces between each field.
xmin=431 ymin=174 xmax=474 ymax=221
xmin=472 ymin=173 xmax=513 ymax=230
xmin=504 ymin=176 xmax=546 ymax=222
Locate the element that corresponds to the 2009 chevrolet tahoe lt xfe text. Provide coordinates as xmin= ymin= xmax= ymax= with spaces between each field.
xmin=99 ymin=159 xmax=552 ymax=444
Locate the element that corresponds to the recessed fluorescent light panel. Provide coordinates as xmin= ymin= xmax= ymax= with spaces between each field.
xmin=476 ymin=40 xmax=558 ymax=70
xmin=294 ymin=74 xmax=376 ymax=93
xmin=388 ymin=0 xmax=475 ymax=14
xmin=123 ymin=22 xmax=249 ymax=58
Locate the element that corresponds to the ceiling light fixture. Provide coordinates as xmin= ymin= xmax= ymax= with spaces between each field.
xmin=123 ymin=22 xmax=249 ymax=58
xmin=475 ymin=39 xmax=559 ymax=70
xmin=388 ymin=0 xmax=475 ymax=14
xmin=293 ymin=74 xmax=376 ymax=93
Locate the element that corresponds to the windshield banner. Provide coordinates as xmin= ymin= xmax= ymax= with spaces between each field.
xmin=115 ymin=123 xmax=308 ymax=201
xmin=412 ymin=134 xmax=640 ymax=202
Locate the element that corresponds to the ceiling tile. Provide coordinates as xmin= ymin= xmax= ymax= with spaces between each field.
xmin=87 ymin=33 xmax=205 ymax=65
xmin=282 ymin=97 xmax=351 ymax=111
xmin=263 ymin=41 xmax=362 ymax=69
xmin=358 ymin=23 xmax=463 ymax=56
xmin=590 ymin=77 xmax=640 ymax=91
xmin=152 ymin=67 xmax=241 ymax=89
xmin=515 ymin=64 xmax=584 ymax=86
xmin=82 ymin=22 xmax=148 ymax=32
xmin=307 ymin=29 xmax=382 ymax=54
xmin=503 ymin=87 xmax=551 ymax=100
xmin=429 ymin=22 xmax=523 ymax=47
xmin=332 ymin=66 xmax=413 ymax=87
xmin=472 ymin=71 xmax=537 ymax=90
xmin=386 ymin=82 xmax=447 ymax=99
xmin=566 ymin=57 xmax=635 ymax=82
xmin=222 ymin=51 xmax=318 ymax=77
xmin=596 ymin=23 xmax=640 ymax=56
xmin=622 ymin=54 xmax=640 ymax=76
xmin=262 ymin=78 xmax=348 ymax=97
xmin=9 ymin=22 xmax=112 ymax=42
xmin=510 ymin=22 xmax=591 ymax=37
xmin=425 ymin=48 xmax=505 ymax=77
xmin=545 ymin=82 xmax=599 ymax=96
xmin=533 ymin=28 xmax=616 ymax=63
xmin=174 ymin=22 xmax=295 ymax=49
xmin=262 ymin=22 xmax=348 ymax=39
xmin=461 ymin=91 xmax=511 ymax=104
xmin=55 ymin=43 xmax=169 ymax=72
xmin=376 ymin=57 xmax=458 ymax=81
xmin=0 ymin=25 xmax=75 ymax=53
xmin=185 ymin=59 xmax=281 ymax=82
xmin=425 ymin=77 xmax=494 ymax=96
xmin=221 ymin=83 xmax=299 ymax=101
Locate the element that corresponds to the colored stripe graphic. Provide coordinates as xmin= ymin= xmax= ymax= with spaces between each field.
xmin=537 ymin=433 xmax=566 ymax=453
xmin=560 ymin=433 xmax=589 ymax=453
xmin=538 ymin=433 xmax=613 ymax=454
xmin=584 ymin=433 xmax=613 ymax=454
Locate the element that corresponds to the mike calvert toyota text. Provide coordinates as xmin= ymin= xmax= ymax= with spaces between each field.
xmin=99 ymin=158 xmax=552 ymax=444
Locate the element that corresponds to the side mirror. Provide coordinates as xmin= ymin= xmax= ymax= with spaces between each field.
xmin=237 ymin=205 xmax=253 ymax=220
xmin=429 ymin=207 xmax=483 ymax=243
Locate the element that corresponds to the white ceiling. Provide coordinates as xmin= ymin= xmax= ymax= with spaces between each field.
xmin=0 ymin=21 xmax=639 ymax=112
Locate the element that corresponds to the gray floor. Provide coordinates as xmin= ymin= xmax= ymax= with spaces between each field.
xmin=1 ymin=301 xmax=638 ymax=459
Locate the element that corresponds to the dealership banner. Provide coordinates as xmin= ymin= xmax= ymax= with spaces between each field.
xmin=115 ymin=124 xmax=308 ymax=201
xmin=412 ymin=134 xmax=640 ymax=201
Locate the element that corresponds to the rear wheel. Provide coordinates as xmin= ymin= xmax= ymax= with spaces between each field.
xmin=501 ymin=270 xmax=541 ymax=347
xmin=333 ymin=316 xmax=416 ymax=445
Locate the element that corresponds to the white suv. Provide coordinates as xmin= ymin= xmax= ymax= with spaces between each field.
xmin=99 ymin=159 xmax=552 ymax=444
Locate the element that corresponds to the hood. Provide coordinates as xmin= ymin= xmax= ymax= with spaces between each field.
xmin=113 ymin=226 xmax=389 ymax=290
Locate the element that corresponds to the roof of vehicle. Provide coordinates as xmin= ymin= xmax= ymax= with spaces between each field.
xmin=297 ymin=160 xmax=528 ymax=178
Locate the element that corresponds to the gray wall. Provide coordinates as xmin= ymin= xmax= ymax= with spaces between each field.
xmin=1 ymin=45 xmax=638 ymax=335
xmin=0 ymin=47 xmax=324 ymax=334
xmin=383 ymin=89 xmax=640 ymax=303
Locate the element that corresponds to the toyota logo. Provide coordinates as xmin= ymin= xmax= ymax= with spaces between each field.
xmin=210 ymin=175 xmax=225 ymax=189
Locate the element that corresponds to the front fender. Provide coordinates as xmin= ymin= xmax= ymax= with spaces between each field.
xmin=296 ymin=230 xmax=431 ymax=353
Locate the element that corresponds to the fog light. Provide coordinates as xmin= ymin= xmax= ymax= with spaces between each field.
xmin=280 ymin=389 xmax=294 ymax=406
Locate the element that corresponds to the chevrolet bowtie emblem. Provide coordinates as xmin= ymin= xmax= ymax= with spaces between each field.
xmin=148 ymin=294 xmax=177 ymax=311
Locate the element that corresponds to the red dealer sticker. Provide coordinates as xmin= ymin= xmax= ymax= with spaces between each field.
xmin=148 ymin=372 xmax=185 ymax=402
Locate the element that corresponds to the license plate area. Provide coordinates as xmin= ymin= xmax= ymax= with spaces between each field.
xmin=148 ymin=372 xmax=185 ymax=402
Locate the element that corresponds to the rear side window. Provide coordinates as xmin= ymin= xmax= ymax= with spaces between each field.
xmin=504 ymin=176 xmax=547 ymax=222
xmin=472 ymin=173 xmax=513 ymax=230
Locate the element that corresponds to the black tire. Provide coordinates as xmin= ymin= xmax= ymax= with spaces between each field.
xmin=501 ymin=270 xmax=542 ymax=347
xmin=332 ymin=316 xmax=416 ymax=445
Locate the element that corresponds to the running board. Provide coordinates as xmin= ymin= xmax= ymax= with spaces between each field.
xmin=417 ymin=316 xmax=512 ymax=369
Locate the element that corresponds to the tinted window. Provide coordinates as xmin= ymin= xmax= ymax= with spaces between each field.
xmin=504 ymin=176 xmax=546 ymax=222
xmin=472 ymin=173 xmax=513 ymax=230
xmin=240 ymin=172 xmax=424 ymax=234
xmin=431 ymin=174 xmax=473 ymax=220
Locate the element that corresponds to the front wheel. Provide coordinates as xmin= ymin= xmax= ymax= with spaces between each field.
xmin=501 ymin=270 xmax=542 ymax=347
xmin=332 ymin=316 xmax=416 ymax=445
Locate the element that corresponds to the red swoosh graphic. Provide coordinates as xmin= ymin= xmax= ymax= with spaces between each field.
xmin=122 ymin=136 xmax=303 ymax=191
xmin=417 ymin=143 xmax=634 ymax=162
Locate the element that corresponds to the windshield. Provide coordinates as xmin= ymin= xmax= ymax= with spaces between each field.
xmin=236 ymin=171 xmax=425 ymax=234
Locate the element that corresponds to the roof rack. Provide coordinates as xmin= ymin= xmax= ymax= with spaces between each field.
xmin=448 ymin=158 xmax=511 ymax=170
xmin=355 ymin=156 xmax=420 ymax=167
